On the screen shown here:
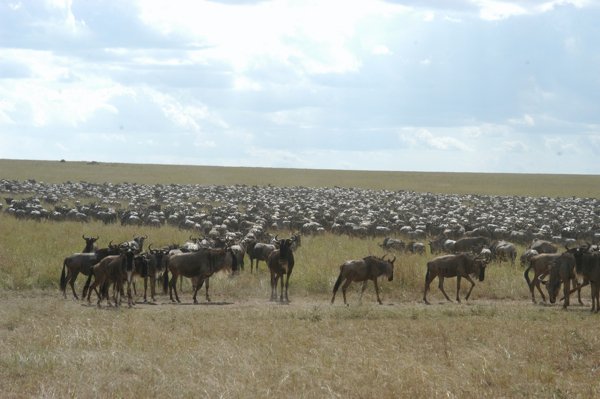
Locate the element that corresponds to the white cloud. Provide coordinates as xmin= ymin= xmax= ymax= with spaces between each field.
xmin=372 ymin=45 xmax=392 ymax=56
xmin=502 ymin=140 xmax=528 ymax=152
xmin=509 ymin=114 xmax=535 ymax=126
xmin=400 ymin=128 xmax=472 ymax=152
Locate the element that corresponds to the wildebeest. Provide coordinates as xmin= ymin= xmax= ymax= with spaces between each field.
xmin=541 ymin=252 xmax=579 ymax=309
xmin=245 ymin=239 xmax=276 ymax=273
xmin=423 ymin=253 xmax=488 ymax=304
xmin=331 ymin=255 xmax=395 ymax=305
xmin=491 ymin=241 xmax=517 ymax=266
xmin=60 ymin=241 xmax=120 ymax=299
xmin=82 ymin=235 xmax=99 ymax=253
xmin=379 ymin=237 xmax=406 ymax=252
xmin=453 ymin=236 xmax=489 ymax=254
xmin=84 ymin=246 xmax=135 ymax=307
xmin=267 ymin=238 xmax=295 ymax=302
xmin=529 ymin=239 xmax=557 ymax=254
xmin=167 ymin=247 xmax=237 ymax=304
xmin=520 ymin=249 xmax=539 ymax=267
xmin=568 ymin=244 xmax=600 ymax=312
xmin=523 ymin=253 xmax=561 ymax=303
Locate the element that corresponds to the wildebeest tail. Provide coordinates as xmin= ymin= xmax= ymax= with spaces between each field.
xmin=332 ymin=267 xmax=344 ymax=293
xmin=524 ymin=265 xmax=532 ymax=287
xmin=60 ymin=259 xmax=67 ymax=291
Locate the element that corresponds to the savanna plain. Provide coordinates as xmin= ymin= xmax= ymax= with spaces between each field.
xmin=1 ymin=159 xmax=600 ymax=398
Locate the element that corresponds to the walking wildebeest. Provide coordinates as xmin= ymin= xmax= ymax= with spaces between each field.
xmin=331 ymin=255 xmax=395 ymax=305
xmin=167 ymin=247 xmax=237 ymax=304
xmin=453 ymin=236 xmax=489 ymax=254
xmin=267 ymin=238 xmax=295 ymax=302
xmin=566 ymin=244 xmax=600 ymax=312
xmin=423 ymin=253 xmax=488 ymax=304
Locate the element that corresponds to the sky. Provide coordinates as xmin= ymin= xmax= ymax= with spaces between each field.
xmin=1 ymin=0 xmax=599 ymax=174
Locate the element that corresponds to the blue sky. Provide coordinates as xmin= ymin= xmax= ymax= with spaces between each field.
xmin=1 ymin=0 xmax=599 ymax=174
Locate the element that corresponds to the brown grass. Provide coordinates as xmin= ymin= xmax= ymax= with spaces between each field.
xmin=1 ymin=160 xmax=600 ymax=397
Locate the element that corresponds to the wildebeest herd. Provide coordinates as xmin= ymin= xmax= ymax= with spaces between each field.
xmin=2 ymin=178 xmax=600 ymax=311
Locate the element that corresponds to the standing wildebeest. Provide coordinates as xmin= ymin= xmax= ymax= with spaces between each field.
xmin=60 ymin=241 xmax=120 ymax=299
xmin=331 ymin=255 xmax=395 ymax=305
xmin=423 ymin=253 xmax=488 ymax=304
xmin=82 ymin=235 xmax=99 ymax=253
xmin=490 ymin=240 xmax=517 ymax=265
xmin=567 ymin=244 xmax=600 ymax=312
xmin=245 ymin=239 xmax=276 ymax=273
xmin=267 ymin=238 xmax=295 ymax=302
xmin=523 ymin=253 xmax=561 ymax=303
xmin=84 ymin=246 xmax=135 ymax=307
xmin=167 ymin=247 xmax=237 ymax=304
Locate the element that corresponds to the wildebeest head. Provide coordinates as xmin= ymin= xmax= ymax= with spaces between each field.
xmin=380 ymin=254 xmax=396 ymax=281
xmin=82 ymin=234 xmax=99 ymax=252
xmin=473 ymin=256 xmax=488 ymax=282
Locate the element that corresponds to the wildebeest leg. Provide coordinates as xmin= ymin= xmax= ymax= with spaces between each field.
xmin=205 ymin=278 xmax=211 ymax=302
xmin=169 ymin=273 xmax=180 ymax=303
xmin=423 ymin=271 xmax=434 ymax=305
xmin=69 ymin=271 xmax=79 ymax=300
xmin=563 ymin=279 xmax=570 ymax=309
xmin=149 ymin=275 xmax=156 ymax=302
xmin=358 ymin=280 xmax=369 ymax=304
xmin=463 ymin=275 xmax=477 ymax=301
xmin=143 ymin=276 xmax=148 ymax=303
xmin=372 ymin=278 xmax=383 ymax=305
xmin=437 ymin=276 xmax=452 ymax=302
xmin=269 ymin=271 xmax=277 ymax=301
xmin=534 ymin=274 xmax=547 ymax=302
xmin=341 ymin=279 xmax=353 ymax=306
xmin=591 ymin=282 xmax=599 ymax=313
xmin=284 ymin=271 xmax=292 ymax=302
xmin=455 ymin=276 xmax=462 ymax=302
xmin=192 ymin=279 xmax=205 ymax=304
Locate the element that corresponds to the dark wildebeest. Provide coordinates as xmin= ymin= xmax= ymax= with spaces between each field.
xmin=84 ymin=246 xmax=135 ymax=307
xmin=453 ymin=236 xmax=489 ymax=254
xmin=167 ymin=247 xmax=237 ymax=304
xmin=567 ymin=244 xmax=600 ymax=312
xmin=529 ymin=239 xmax=557 ymax=254
xmin=141 ymin=245 xmax=169 ymax=302
xmin=423 ymin=253 xmax=488 ymax=304
xmin=541 ymin=252 xmax=580 ymax=309
xmin=267 ymin=238 xmax=296 ymax=302
xmin=331 ymin=255 xmax=395 ymax=305
xmin=82 ymin=235 xmax=99 ymax=253
xmin=60 ymin=241 xmax=120 ymax=299
xmin=290 ymin=233 xmax=302 ymax=252
xmin=523 ymin=253 xmax=562 ymax=303
xmin=245 ymin=239 xmax=276 ymax=273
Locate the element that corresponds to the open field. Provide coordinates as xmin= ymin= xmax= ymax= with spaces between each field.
xmin=1 ymin=161 xmax=600 ymax=398
xmin=2 ymin=158 xmax=600 ymax=198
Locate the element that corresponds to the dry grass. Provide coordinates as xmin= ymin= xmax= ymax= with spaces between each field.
xmin=2 ymin=161 xmax=600 ymax=397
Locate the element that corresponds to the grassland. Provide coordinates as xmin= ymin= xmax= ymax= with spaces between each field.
xmin=1 ymin=159 xmax=600 ymax=398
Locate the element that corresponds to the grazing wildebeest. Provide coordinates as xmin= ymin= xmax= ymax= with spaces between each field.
xmin=453 ymin=236 xmax=489 ymax=254
xmin=267 ymin=238 xmax=296 ymax=302
xmin=428 ymin=237 xmax=446 ymax=255
xmin=423 ymin=253 xmax=488 ymax=304
xmin=84 ymin=246 xmax=135 ymax=307
xmin=82 ymin=235 xmax=99 ymax=253
xmin=331 ymin=255 xmax=395 ymax=305
xmin=489 ymin=240 xmax=517 ymax=265
xmin=167 ymin=247 xmax=237 ymax=304
xmin=245 ymin=239 xmax=276 ymax=273
xmin=529 ymin=239 xmax=557 ymax=254
xmin=379 ymin=237 xmax=406 ymax=252
xmin=541 ymin=252 xmax=579 ymax=309
xmin=523 ymin=253 xmax=561 ymax=303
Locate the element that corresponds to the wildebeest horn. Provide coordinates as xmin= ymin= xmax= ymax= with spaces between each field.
xmin=108 ymin=240 xmax=113 ymax=247
xmin=148 ymin=243 xmax=154 ymax=252
xmin=381 ymin=254 xmax=387 ymax=260
xmin=390 ymin=255 xmax=396 ymax=264
xmin=95 ymin=235 xmax=99 ymax=240
xmin=82 ymin=234 xmax=86 ymax=239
